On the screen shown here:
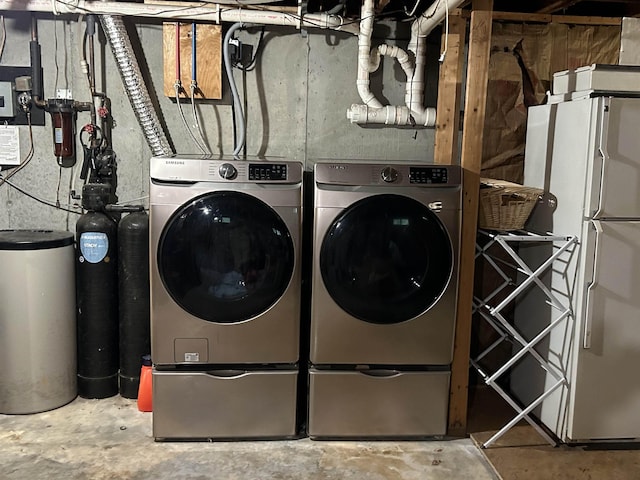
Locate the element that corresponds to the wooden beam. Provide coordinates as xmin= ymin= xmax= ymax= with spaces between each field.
xmin=552 ymin=15 xmax=622 ymax=25
xmin=536 ymin=0 xmax=584 ymax=14
xmin=448 ymin=0 xmax=493 ymax=438
xmin=463 ymin=10 xmax=622 ymax=25
xmin=434 ymin=12 xmax=467 ymax=165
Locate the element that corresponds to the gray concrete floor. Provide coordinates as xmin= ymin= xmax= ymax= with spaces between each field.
xmin=0 ymin=396 xmax=498 ymax=479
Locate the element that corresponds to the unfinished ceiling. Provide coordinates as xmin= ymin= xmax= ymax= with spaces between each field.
xmin=485 ymin=0 xmax=640 ymax=17
xmin=305 ymin=0 xmax=640 ymax=19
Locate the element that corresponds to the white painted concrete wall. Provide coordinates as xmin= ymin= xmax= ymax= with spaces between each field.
xmin=0 ymin=13 xmax=441 ymax=231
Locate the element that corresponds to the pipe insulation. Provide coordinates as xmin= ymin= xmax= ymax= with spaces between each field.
xmin=99 ymin=15 xmax=173 ymax=156
xmin=6 ymin=2 xmax=358 ymax=35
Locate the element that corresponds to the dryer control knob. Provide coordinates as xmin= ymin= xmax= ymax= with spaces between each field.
xmin=381 ymin=166 xmax=399 ymax=183
xmin=219 ymin=163 xmax=238 ymax=180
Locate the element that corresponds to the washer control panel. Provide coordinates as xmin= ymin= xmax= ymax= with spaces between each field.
xmin=409 ymin=166 xmax=449 ymax=184
xmin=248 ymin=163 xmax=288 ymax=181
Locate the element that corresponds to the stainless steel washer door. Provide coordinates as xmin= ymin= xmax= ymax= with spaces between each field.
xmin=158 ymin=191 xmax=295 ymax=324
xmin=319 ymin=194 xmax=453 ymax=324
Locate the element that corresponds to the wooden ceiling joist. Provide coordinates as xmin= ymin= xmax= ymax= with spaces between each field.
xmin=536 ymin=0 xmax=585 ymax=13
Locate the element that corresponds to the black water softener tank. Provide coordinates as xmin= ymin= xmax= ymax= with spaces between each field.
xmin=76 ymin=185 xmax=119 ymax=398
xmin=117 ymin=210 xmax=150 ymax=398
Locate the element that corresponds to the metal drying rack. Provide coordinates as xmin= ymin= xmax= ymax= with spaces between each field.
xmin=471 ymin=229 xmax=578 ymax=448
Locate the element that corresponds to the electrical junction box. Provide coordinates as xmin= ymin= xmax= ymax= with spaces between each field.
xmin=0 ymin=81 xmax=16 ymax=118
xmin=0 ymin=125 xmax=21 ymax=166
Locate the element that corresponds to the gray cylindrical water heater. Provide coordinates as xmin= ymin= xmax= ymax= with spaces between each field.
xmin=0 ymin=230 xmax=77 ymax=414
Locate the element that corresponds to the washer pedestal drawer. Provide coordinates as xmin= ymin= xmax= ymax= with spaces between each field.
xmin=153 ymin=369 xmax=299 ymax=440
xmin=308 ymin=368 xmax=450 ymax=439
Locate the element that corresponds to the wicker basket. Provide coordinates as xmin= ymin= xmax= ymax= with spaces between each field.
xmin=478 ymin=178 xmax=544 ymax=231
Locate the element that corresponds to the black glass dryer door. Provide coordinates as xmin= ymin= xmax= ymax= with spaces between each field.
xmin=320 ymin=194 xmax=453 ymax=324
xmin=158 ymin=191 xmax=295 ymax=323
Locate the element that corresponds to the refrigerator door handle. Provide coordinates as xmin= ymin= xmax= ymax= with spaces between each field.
xmin=583 ymin=219 xmax=603 ymax=349
xmin=593 ymin=98 xmax=610 ymax=219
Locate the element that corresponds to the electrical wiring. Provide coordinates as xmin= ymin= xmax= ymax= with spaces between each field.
xmin=0 ymin=16 xmax=6 ymax=61
xmin=439 ymin=0 xmax=449 ymax=63
xmin=233 ymin=26 xmax=265 ymax=72
xmin=0 ymin=115 xmax=81 ymax=215
xmin=54 ymin=0 xmax=290 ymax=14
xmin=223 ymin=22 xmax=246 ymax=157
xmin=53 ymin=18 xmax=60 ymax=94
xmin=1 ymin=176 xmax=82 ymax=214
xmin=56 ymin=165 xmax=63 ymax=208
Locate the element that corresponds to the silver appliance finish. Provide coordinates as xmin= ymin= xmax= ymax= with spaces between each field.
xmin=153 ymin=369 xmax=298 ymax=440
xmin=150 ymin=155 xmax=302 ymax=440
xmin=311 ymin=162 xmax=462 ymax=365
xmin=514 ymin=95 xmax=640 ymax=442
xmin=0 ymin=231 xmax=77 ymax=414
xmin=308 ymin=161 xmax=462 ymax=438
xmin=150 ymin=155 xmax=303 ymax=366
xmin=308 ymin=368 xmax=450 ymax=438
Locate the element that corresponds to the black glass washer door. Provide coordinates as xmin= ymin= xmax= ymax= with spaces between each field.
xmin=159 ymin=191 xmax=295 ymax=323
xmin=320 ymin=194 xmax=453 ymax=325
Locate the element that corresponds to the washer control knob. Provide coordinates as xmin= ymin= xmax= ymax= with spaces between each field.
xmin=381 ymin=166 xmax=399 ymax=183
xmin=219 ymin=163 xmax=237 ymax=180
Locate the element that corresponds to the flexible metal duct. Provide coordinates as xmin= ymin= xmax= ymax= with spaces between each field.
xmin=99 ymin=15 xmax=173 ymax=156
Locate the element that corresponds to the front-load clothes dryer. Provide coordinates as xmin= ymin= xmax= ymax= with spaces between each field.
xmin=308 ymin=161 xmax=462 ymax=439
xmin=150 ymin=155 xmax=302 ymax=440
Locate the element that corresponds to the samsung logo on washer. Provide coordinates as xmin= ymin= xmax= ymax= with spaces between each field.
xmin=328 ymin=164 xmax=348 ymax=170
xmin=166 ymin=160 xmax=185 ymax=165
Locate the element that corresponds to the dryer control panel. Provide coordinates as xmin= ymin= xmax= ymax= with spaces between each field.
xmin=248 ymin=163 xmax=287 ymax=181
xmin=314 ymin=162 xmax=462 ymax=187
xmin=409 ymin=166 xmax=449 ymax=184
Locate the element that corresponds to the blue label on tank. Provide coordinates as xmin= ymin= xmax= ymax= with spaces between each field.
xmin=79 ymin=232 xmax=109 ymax=264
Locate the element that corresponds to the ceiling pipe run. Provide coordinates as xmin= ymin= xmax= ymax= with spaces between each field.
xmin=3 ymin=1 xmax=358 ymax=35
xmin=347 ymin=0 xmax=465 ymax=127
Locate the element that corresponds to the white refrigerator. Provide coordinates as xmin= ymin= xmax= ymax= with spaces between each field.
xmin=512 ymin=94 xmax=640 ymax=442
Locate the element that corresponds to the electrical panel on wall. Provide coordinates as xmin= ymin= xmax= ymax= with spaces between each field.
xmin=163 ymin=23 xmax=222 ymax=100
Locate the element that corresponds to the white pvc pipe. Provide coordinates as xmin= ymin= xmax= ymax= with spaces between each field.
xmin=347 ymin=0 xmax=464 ymax=127
xmin=0 ymin=1 xmax=358 ymax=34
xmin=356 ymin=0 xmax=383 ymax=108
xmin=405 ymin=0 xmax=465 ymax=116
xmin=378 ymin=44 xmax=413 ymax=82
xmin=347 ymin=104 xmax=436 ymax=127
xmin=412 ymin=0 xmax=465 ymax=38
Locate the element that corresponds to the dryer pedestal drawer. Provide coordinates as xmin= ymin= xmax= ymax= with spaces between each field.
xmin=153 ymin=369 xmax=299 ymax=440
xmin=308 ymin=368 xmax=450 ymax=439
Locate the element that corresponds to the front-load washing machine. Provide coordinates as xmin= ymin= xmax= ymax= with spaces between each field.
xmin=150 ymin=155 xmax=302 ymax=440
xmin=308 ymin=161 xmax=462 ymax=438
